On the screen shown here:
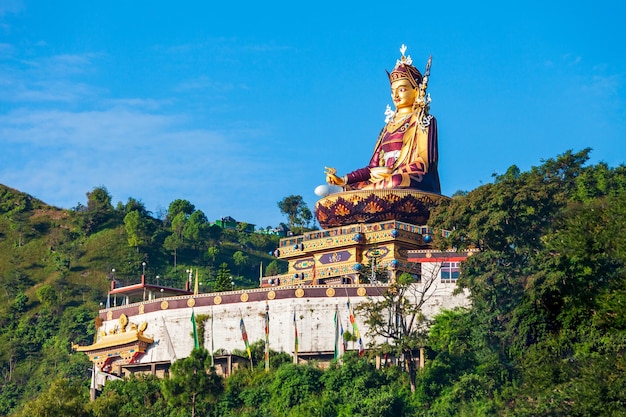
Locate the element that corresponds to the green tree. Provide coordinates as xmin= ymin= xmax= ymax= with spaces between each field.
xmin=318 ymin=353 xmax=409 ymax=416
xmin=10 ymin=378 xmax=90 ymax=417
xmin=163 ymin=234 xmax=183 ymax=270
xmin=170 ymin=211 xmax=187 ymax=241
xmin=81 ymin=185 xmax=115 ymax=234
xmin=161 ymin=200 xmax=197 ymax=269
xmin=269 ymin=363 xmax=323 ymax=411
xmin=166 ymin=199 xmax=195 ymax=225
xmin=163 ymin=348 xmax=223 ymax=417
xmin=231 ymin=340 xmax=293 ymax=373
xmin=183 ymin=210 xmax=209 ymax=251
xmin=124 ymin=210 xmax=151 ymax=252
xmin=233 ymin=251 xmax=249 ymax=277
xmin=416 ymin=308 xmax=484 ymax=411
xmin=264 ymin=259 xmax=284 ymax=277
xmin=86 ymin=186 xmax=113 ymax=211
xmin=36 ymin=284 xmax=58 ymax=310
xmin=89 ymin=374 xmax=168 ymax=417
xmin=277 ymin=195 xmax=313 ymax=233
xmin=356 ymin=270 xmax=440 ymax=393
xmin=59 ymin=305 xmax=96 ymax=346
xmin=214 ymin=262 xmax=233 ymax=292
xmin=424 ymin=149 xmax=626 ymax=414
xmin=121 ymin=197 xmax=150 ymax=217
xmin=207 ymin=245 xmax=219 ymax=264
xmin=236 ymin=222 xmax=250 ymax=233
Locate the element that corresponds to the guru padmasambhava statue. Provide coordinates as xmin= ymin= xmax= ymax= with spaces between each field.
xmin=324 ymin=45 xmax=440 ymax=194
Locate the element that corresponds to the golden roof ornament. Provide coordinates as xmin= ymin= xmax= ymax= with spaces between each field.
xmin=396 ymin=44 xmax=413 ymax=66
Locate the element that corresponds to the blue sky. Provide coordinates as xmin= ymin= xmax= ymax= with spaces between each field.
xmin=1 ymin=1 xmax=624 ymax=228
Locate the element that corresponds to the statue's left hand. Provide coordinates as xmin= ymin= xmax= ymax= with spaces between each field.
xmin=369 ymin=167 xmax=392 ymax=181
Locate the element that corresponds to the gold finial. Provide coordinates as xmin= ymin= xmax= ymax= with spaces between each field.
xmin=396 ymin=44 xmax=413 ymax=67
xmin=119 ymin=313 xmax=128 ymax=332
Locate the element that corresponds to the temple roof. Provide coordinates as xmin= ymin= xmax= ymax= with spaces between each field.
xmin=109 ymin=282 xmax=193 ymax=298
xmin=108 ymin=274 xmax=193 ymax=304
xmin=75 ymin=330 xmax=154 ymax=352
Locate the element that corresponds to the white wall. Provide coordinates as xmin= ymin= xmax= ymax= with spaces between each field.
xmin=98 ymin=280 xmax=469 ymax=365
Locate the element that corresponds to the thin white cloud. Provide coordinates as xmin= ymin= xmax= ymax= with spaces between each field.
xmin=1 ymin=107 xmax=203 ymax=148
xmin=0 ymin=0 xmax=23 ymax=16
xmin=0 ymin=52 xmax=103 ymax=104
xmin=103 ymin=98 xmax=174 ymax=110
xmin=175 ymin=75 xmax=240 ymax=92
xmin=584 ymin=73 xmax=622 ymax=97
xmin=13 ymin=80 xmax=101 ymax=102
xmin=39 ymin=53 xmax=99 ymax=75
xmin=0 ymin=42 xmax=13 ymax=55
xmin=0 ymin=105 xmax=280 ymax=220
xmin=0 ymin=42 xmax=302 ymax=226
xmin=155 ymin=37 xmax=295 ymax=55
xmin=562 ymin=53 xmax=582 ymax=66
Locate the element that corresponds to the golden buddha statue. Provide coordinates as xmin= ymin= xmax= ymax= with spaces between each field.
xmin=324 ymin=45 xmax=440 ymax=194
xmin=315 ymin=45 xmax=446 ymax=229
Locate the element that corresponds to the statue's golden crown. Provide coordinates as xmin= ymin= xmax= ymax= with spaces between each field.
xmin=387 ymin=44 xmax=423 ymax=88
xmin=387 ymin=45 xmax=431 ymax=89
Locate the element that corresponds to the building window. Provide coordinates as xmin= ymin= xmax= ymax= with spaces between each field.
xmin=441 ymin=262 xmax=460 ymax=283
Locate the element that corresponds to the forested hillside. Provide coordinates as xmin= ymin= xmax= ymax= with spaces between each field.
xmin=0 ymin=185 xmax=287 ymax=415
xmin=424 ymin=149 xmax=626 ymax=415
xmin=2 ymin=148 xmax=626 ymax=416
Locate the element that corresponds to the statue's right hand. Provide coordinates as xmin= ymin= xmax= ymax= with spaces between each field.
xmin=324 ymin=167 xmax=346 ymax=186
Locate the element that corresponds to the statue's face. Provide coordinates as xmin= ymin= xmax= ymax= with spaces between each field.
xmin=390 ymin=79 xmax=417 ymax=111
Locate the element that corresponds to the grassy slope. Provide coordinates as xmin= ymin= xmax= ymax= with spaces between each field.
xmin=0 ymin=183 xmax=283 ymax=311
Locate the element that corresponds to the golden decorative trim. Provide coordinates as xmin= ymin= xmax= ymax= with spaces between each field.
xmin=107 ymin=311 xmax=113 ymax=320
xmin=426 ymin=251 xmax=432 ymax=258
xmin=357 ymin=287 xmax=367 ymax=296
xmin=138 ymin=304 xmax=145 ymax=314
xmin=160 ymin=300 xmax=169 ymax=310
xmin=187 ymin=298 xmax=196 ymax=307
xmin=326 ymin=288 xmax=336 ymax=297
xmin=317 ymin=189 xmax=446 ymax=205
xmin=267 ymin=290 xmax=276 ymax=300
xmin=295 ymin=288 xmax=305 ymax=298
xmin=75 ymin=330 xmax=153 ymax=352
xmin=214 ymin=295 xmax=222 ymax=305
xmin=240 ymin=293 xmax=249 ymax=302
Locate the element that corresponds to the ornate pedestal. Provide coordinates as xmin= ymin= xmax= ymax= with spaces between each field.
xmin=315 ymin=189 xmax=447 ymax=229
xmin=264 ymin=220 xmax=434 ymax=286
xmin=263 ymin=189 xmax=449 ymax=287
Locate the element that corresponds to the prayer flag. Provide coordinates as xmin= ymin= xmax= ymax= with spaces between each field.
xmin=240 ymin=317 xmax=252 ymax=360
xmin=341 ymin=320 xmax=347 ymax=352
xmin=293 ymin=310 xmax=299 ymax=356
xmin=347 ymin=299 xmax=365 ymax=356
xmin=264 ymin=302 xmax=270 ymax=371
xmin=191 ymin=310 xmax=199 ymax=350
xmin=334 ymin=307 xmax=344 ymax=360
xmin=210 ymin=309 xmax=215 ymax=366
xmin=259 ymin=262 xmax=263 ymax=286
